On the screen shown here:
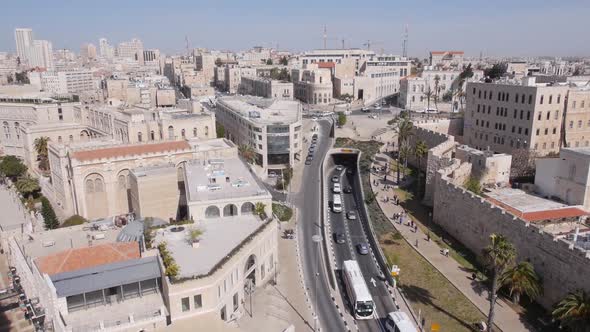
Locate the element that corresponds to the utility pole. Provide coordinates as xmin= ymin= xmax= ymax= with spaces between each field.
xmin=185 ymin=35 xmax=190 ymax=57
xmin=323 ymin=25 xmax=327 ymax=50
xmin=341 ymin=39 xmax=345 ymax=50
xmin=402 ymin=24 xmax=409 ymax=58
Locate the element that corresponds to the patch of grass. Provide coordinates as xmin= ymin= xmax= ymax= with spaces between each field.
xmin=61 ymin=215 xmax=88 ymax=228
xmin=272 ymin=203 xmax=293 ymax=221
xmin=379 ymin=233 xmax=489 ymax=332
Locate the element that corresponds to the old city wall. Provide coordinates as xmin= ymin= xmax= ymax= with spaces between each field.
xmin=407 ymin=125 xmax=454 ymax=171
xmin=433 ymin=175 xmax=590 ymax=309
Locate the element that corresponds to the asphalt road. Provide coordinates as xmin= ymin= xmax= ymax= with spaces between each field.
xmin=293 ymin=119 xmax=346 ymax=332
xmin=327 ymin=164 xmax=397 ymax=332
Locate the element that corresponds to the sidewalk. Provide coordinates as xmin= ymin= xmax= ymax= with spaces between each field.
xmin=369 ymin=149 xmax=533 ymax=332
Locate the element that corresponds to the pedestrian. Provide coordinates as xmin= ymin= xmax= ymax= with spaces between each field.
xmin=472 ymin=272 xmax=477 ymax=280
xmin=415 ymin=239 xmax=419 ymax=247
xmin=415 ymin=225 xmax=418 ymax=232
xmin=427 ymin=232 xmax=431 ymax=242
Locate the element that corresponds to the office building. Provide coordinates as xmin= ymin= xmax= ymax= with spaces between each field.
xmin=239 ymin=76 xmax=293 ymax=100
xmin=292 ymin=68 xmax=333 ymax=104
xmin=99 ymin=38 xmax=115 ymax=59
xmin=80 ymin=43 xmax=97 ymax=62
xmin=430 ymin=51 xmax=464 ymax=70
xmin=117 ymin=38 xmax=144 ymax=60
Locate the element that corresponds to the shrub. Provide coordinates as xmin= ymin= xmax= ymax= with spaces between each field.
xmin=272 ymin=203 xmax=293 ymax=221
xmin=61 ymin=215 xmax=87 ymax=228
xmin=0 ymin=156 xmax=27 ymax=180
xmin=464 ymin=177 xmax=482 ymax=195
xmin=41 ymin=197 xmax=59 ymax=230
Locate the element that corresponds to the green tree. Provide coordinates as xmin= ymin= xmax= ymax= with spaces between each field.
xmin=265 ymin=59 xmax=273 ymax=65
xmin=34 ymin=136 xmax=50 ymax=171
xmin=255 ymin=202 xmax=267 ymax=219
xmin=15 ymin=71 xmax=30 ymax=84
xmin=393 ymin=115 xmax=413 ymax=183
xmin=215 ymin=58 xmax=222 ymax=66
xmin=552 ymin=289 xmax=590 ymax=332
xmin=424 ymin=87 xmax=433 ymax=110
xmin=484 ymin=63 xmax=508 ymax=80
xmin=279 ymin=56 xmax=288 ymax=65
xmin=0 ymin=155 xmax=27 ymax=180
xmin=398 ymin=141 xmax=412 ymax=177
xmin=238 ymin=144 xmax=256 ymax=164
xmin=338 ymin=112 xmax=347 ymax=126
xmin=61 ymin=215 xmax=88 ymax=227
xmin=413 ymin=140 xmax=428 ymax=195
xmin=464 ymin=176 xmax=482 ymax=195
xmin=482 ymin=234 xmax=516 ymax=332
xmin=41 ymin=196 xmax=59 ymax=229
xmin=15 ymin=176 xmax=40 ymax=198
xmin=216 ymin=122 xmax=225 ymax=138
xmin=501 ymin=261 xmax=542 ymax=304
xmin=433 ymin=75 xmax=441 ymax=109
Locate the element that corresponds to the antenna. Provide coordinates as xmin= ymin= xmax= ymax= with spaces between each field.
xmin=402 ymin=24 xmax=409 ymax=58
xmin=341 ymin=39 xmax=345 ymax=50
xmin=185 ymin=35 xmax=190 ymax=57
xmin=323 ymin=25 xmax=327 ymax=49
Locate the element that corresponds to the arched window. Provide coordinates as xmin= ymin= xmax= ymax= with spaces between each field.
xmin=138 ymin=132 xmax=143 ymax=142
xmin=181 ymin=129 xmax=186 ymax=139
xmin=150 ymin=130 xmax=155 ymax=141
xmin=193 ymin=128 xmax=197 ymax=137
xmin=58 ymin=136 xmax=63 ymax=143
xmin=540 ymin=95 xmax=544 ymax=104
xmin=3 ymin=121 xmax=10 ymax=139
xmin=94 ymin=178 xmax=104 ymax=192
xmin=205 ymin=126 xmax=209 ymax=137
xmin=85 ymin=179 xmax=94 ymax=193
xmin=69 ymin=135 xmax=73 ymax=142
xmin=168 ymin=126 xmax=174 ymax=140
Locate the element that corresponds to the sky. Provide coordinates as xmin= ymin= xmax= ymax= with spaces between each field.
xmin=1 ymin=0 xmax=589 ymax=58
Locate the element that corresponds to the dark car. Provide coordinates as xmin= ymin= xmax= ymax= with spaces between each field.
xmin=334 ymin=232 xmax=346 ymax=244
xmin=346 ymin=169 xmax=354 ymax=175
xmin=331 ymin=175 xmax=340 ymax=183
xmin=343 ymin=186 xmax=352 ymax=193
xmin=356 ymin=243 xmax=369 ymax=255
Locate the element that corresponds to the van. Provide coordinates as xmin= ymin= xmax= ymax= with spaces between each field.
xmin=332 ymin=194 xmax=343 ymax=213
xmin=385 ymin=311 xmax=418 ymax=332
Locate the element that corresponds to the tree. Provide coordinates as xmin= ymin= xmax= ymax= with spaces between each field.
xmin=215 ymin=58 xmax=222 ymax=66
xmin=510 ymin=148 xmax=537 ymax=181
xmin=464 ymin=176 xmax=482 ymax=195
xmin=338 ymin=112 xmax=347 ymax=126
xmin=238 ymin=144 xmax=256 ymax=164
xmin=459 ymin=63 xmax=475 ymax=81
xmin=14 ymin=71 xmax=30 ymax=84
xmin=34 ymin=136 xmax=50 ymax=171
xmin=41 ymin=196 xmax=59 ymax=229
xmin=187 ymin=227 xmax=204 ymax=243
xmin=413 ymin=140 xmax=428 ymax=195
xmin=442 ymin=90 xmax=453 ymax=102
xmin=482 ymin=234 xmax=516 ymax=332
xmin=0 ymin=155 xmax=27 ymax=180
xmin=552 ymin=289 xmax=590 ymax=332
xmin=279 ymin=56 xmax=288 ymax=66
xmin=393 ymin=115 xmax=413 ymax=183
xmin=61 ymin=215 xmax=88 ymax=228
xmin=501 ymin=261 xmax=542 ymax=304
xmin=265 ymin=59 xmax=273 ymax=65
xmin=15 ymin=176 xmax=40 ymax=198
xmin=216 ymin=122 xmax=225 ymax=138
xmin=424 ymin=88 xmax=433 ymax=110
xmin=484 ymin=63 xmax=508 ymax=80
xmin=255 ymin=202 xmax=267 ymax=219
xmin=433 ymin=75 xmax=441 ymax=109
xmin=398 ymin=141 xmax=412 ymax=178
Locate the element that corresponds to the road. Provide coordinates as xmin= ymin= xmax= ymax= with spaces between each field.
xmin=327 ymin=163 xmax=397 ymax=332
xmin=293 ymin=119 xmax=346 ymax=332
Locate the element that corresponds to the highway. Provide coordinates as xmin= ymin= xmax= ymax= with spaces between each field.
xmin=293 ymin=119 xmax=346 ymax=332
xmin=326 ymin=158 xmax=397 ymax=332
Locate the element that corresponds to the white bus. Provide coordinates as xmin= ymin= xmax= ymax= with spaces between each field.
xmin=332 ymin=194 xmax=343 ymax=213
xmin=385 ymin=311 xmax=418 ymax=332
xmin=342 ymin=260 xmax=375 ymax=319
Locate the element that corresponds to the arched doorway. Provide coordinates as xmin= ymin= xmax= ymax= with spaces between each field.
xmin=116 ymin=169 xmax=132 ymax=214
xmin=84 ymin=173 xmax=107 ymax=219
xmin=244 ymin=254 xmax=257 ymax=287
xmin=241 ymin=202 xmax=255 ymax=215
xmin=223 ymin=204 xmax=238 ymax=217
xmin=205 ymin=206 xmax=220 ymax=218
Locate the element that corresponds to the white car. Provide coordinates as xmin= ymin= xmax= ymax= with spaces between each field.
xmin=424 ymin=108 xmax=439 ymax=114
xmin=332 ymin=183 xmax=341 ymax=193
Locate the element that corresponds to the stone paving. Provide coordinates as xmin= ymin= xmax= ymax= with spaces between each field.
xmin=368 ymin=141 xmax=534 ymax=332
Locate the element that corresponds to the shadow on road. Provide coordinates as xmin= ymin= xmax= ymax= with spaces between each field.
xmin=272 ymin=286 xmax=315 ymax=332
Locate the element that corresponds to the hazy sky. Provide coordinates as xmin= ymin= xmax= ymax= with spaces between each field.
xmin=1 ymin=0 xmax=589 ymax=58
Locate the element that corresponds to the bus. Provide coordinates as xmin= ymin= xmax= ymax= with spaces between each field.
xmin=332 ymin=194 xmax=343 ymax=213
xmin=385 ymin=311 xmax=418 ymax=332
xmin=342 ymin=260 xmax=375 ymax=319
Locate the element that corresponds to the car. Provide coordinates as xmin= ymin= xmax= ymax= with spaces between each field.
xmin=305 ymin=159 xmax=312 ymax=165
xmin=374 ymin=105 xmax=382 ymax=110
xmin=361 ymin=107 xmax=370 ymax=112
xmin=332 ymin=183 xmax=341 ymax=193
xmin=312 ymin=133 xmax=318 ymax=139
xmin=309 ymin=146 xmax=315 ymax=152
xmin=334 ymin=232 xmax=346 ymax=244
xmin=356 ymin=243 xmax=369 ymax=255
xmin=368 ymin=114 xmax=378 ymax=119
xmin=347 ymin=211 xmax=357 ymax=220
xmin=331 ymin=175 xmax=340 ymax=183
xmin=336 ymin=165 xmax=343 ymax=171
xmin=343 ymin=186 xmax=352 ymax=193
xmin=346 ymin=169 xmax=353 ymax=175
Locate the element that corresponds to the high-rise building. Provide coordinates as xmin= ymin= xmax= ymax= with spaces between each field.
xmin=80 ymin=43 xmax=97 ymax=62
xmin=117 ymin=38 xmax=143 ymax=60
xmin=30 ymin=40 xmax=53 ymax=69
xmin=14 ymin=28 xmax=34 ymax=64
xmin=98 ymin=38 xmax=114 ymax=59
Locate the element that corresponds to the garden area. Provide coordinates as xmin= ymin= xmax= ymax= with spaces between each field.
xmin=272 ymin=202 xmax=293 ymax=222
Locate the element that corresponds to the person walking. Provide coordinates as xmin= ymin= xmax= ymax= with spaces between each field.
xmin=415 ymin=239 xmax=419 ymax=247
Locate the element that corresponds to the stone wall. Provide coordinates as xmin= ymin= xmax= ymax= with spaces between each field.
xmin=407 ymin=126 xmax=454 ymax=171
xmin=433 ymin=175 xmax=590 ymax=309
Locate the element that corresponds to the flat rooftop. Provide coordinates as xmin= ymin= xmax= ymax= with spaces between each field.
xmin=153 ymin=216 xmax=267 ymax=278
xmin=485 ymin=188 xmax=588 ymax=222
xmin=187 ymin=137 xmax=235 ymax=151
xmin=218 ymin=96 xmax=301 ymax=125
xmin=185 ymin=158 xmax=269 ymax=202
xmin=71 ymin=140 xmax=191 ymax=162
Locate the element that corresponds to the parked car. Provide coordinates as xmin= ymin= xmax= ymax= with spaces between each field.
xmin=336 ymin=165 xmax=343 ymax=171
xmin=361 ymin=107 xmax=370 ymax=112
xmin=334 ymin=232 xmax=346 ymax=244
xmin=343 ymin=186 xmax=352 ymax=193
xmin=347 ymin=211 xmax=357 ymax=220
xmin=332 ymin=183 xmax=341 ymax=193
xmin=305 ymin=159 xmax=312 ymax=165
xmin=356 ymin=243 xmax=369 ymax=255
xmin=331 ymin=176 xmax=340 ymax=183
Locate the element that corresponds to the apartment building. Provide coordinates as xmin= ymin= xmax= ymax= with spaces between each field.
xmin=223 ymin=66 xmax=257 ymax=94
xmin=215 ymin=96 xmax=303 ymax=175
xmin=464 ymin=77 xmax=590 ymax=156
xmin=298 ymin=49 xmax=375 ymax=75
xmin=292 ymin=68 xmax=333 ymax=104
xmin=239 ymin=76 xmax=293 ymax=100
xmin=429 ymin=51 xmax=464 ymax=70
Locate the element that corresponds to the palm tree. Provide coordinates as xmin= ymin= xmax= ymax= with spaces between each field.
xmin=501 ymin=261 xmax=542 ymax=304
xmin=433 ymin=75 xmax=441 ymax=110
xmin=255 ymin=202 xmax=266 ymax=218
xmin=552 ymin=289 xmax=590 ymax=332
xmin=482 ymin=234 xmax=516 ymax=332
xmin=413 ymin=140 xmax=428 ymax=195
xmin=424 ymin=88 xmax=433 ymax=111
xmin=238 ymin=144 xmax=256 ymax=164
xmin=34 ymin=136 xmax=50 ymax=171
xmin=393 ymin=116 xmax=413 ymax=184
xmin=15 ymin=175 xmax=40 ymax=198
xmin=398 ymin=141 xmax=412 ymax=179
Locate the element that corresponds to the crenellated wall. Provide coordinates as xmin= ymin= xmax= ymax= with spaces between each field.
xmin=433 ymin=174 xmax=590 ymax=309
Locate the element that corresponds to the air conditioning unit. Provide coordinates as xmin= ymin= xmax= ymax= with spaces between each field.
xmin=93 ymin=233 xmax=106 ymax=240
xmin=42 ymin=241 xmax=55 ymax=247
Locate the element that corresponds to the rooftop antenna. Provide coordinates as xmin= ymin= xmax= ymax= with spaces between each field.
xmin=185 ymin=35 xmax=190 ymax=57
xmin=402 ymin=24 xmax=409 ymax=58
xmin=341 ymin=38 xmax=345 ymax=50
xmin=323 ymin=25 xmax=327 ymax=49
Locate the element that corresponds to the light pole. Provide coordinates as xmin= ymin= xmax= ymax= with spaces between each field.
xmin=311 ymin=234 xmax=323 ymax=332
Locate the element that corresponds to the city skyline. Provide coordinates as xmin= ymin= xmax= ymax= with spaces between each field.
xmin=1 ymin=0 xmax=589 ymax=57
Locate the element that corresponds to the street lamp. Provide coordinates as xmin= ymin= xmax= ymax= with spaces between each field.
xmin=311 ymin=234 xmax=323 ymax=332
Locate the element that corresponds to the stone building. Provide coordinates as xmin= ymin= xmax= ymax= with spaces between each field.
xmin=429 ymin=51 xmax=464 ymax=70
xmin=292 ymin=68 xmax=333 ymax=105
xmin=239 ymin=76 xmax=293 ymax=100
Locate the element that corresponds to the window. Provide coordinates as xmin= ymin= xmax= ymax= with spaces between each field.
xmin=528 ymin=95 xmax=532 ymax=104
xmin=573 ymin=101 xmax=577 ymax=109
xmin=233 ymin=293 xmax=239 ymax=311
xmin=549 ymin=95 xmax=553 ymax=104
xmin=544 ymin=128 xmax=548 ymax=135
xmin=193 ymin=128 xmax=198 ymax=137
xmin=520 ymin=110 xmax=523 ymax=120
xmin=540 ymin=95 xmax=544 ymax=104
xmin=524 ymin=128 xmax=528 ymax=135
xmin=579 ymin=120 xmax=583 ymax=128
xmin=168 ymin=126 xmax=174 ymax=140
xmin=546 ymin=112 xmax=550 ymax=120
xmin=488 ymin=105 xmax=491 ymax=114
xmin=536 ymin=129 xmax=540 ymax=136
xmin=194 ymin=295 xmax=202 ymax=309
xmin=570 ymin=121 xmax=574 ymax=129
xmin=521 ymin=94 xmax=525 ymax=103
xmin=512 ymin=126 xmax=515 ymax=133
xmin=552 ymin=142 xmax=555 ymax=148
xmin=138 ymin=132 xmax=142 ymax=142
xmin=518 ymin=127 xmax=522 ymax=134
xmin=555 ymin=111 xmax=559 ymax=120
xmin=537 ymin=112 xmax=542 ymax=121
xmin=513 ymin=109 xmax=517 ymax=118
xmin=181 ymin=129 xmax=186 ymax=139
xmin=58 ymin=136 xmax=62 ymax=143
xmin=557 ymin=94 xmax=561 ymax=104
xmin=150 ymin=130 xmax=155 ymax=141
xmin=542 ymin=142 xmax=547 ymax=149
xmin=582 ymin=101 xmax=586 ymax=108
xmin=527 ymin=111 xmax=530 ymax=120
xmin=181 ymin=297 xmax=190 ymax=312
xmin=553 ymin=127 xmax=557 ymax=134
xmin=14 ymin=122 xmax=20 ymax=140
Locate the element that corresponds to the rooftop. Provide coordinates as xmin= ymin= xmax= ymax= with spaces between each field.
xmin=35 ymin=241 xmax=140 ymax=276
xmin=485 ymin=188 xmax=588 ymax=222
xmin=153 ymin=216 xmax=268 ymax=279
xmin=71 ymin=140 xmax=191 ymax=161
xmin=218 ymin=96 xmax=301 ymax=125
xmin=185 ymin=158 xmax=269 ymax=202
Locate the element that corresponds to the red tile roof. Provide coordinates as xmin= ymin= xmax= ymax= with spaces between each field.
xmin=486 ymin=197 xmax=588 ymax=222
xmin=35 ymin=242 xmax=140 ymax=276
xmin=318 ymin=62 xmax=335 ymax=69
xmin=72 ymin=140 xmax=191 ymax=161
